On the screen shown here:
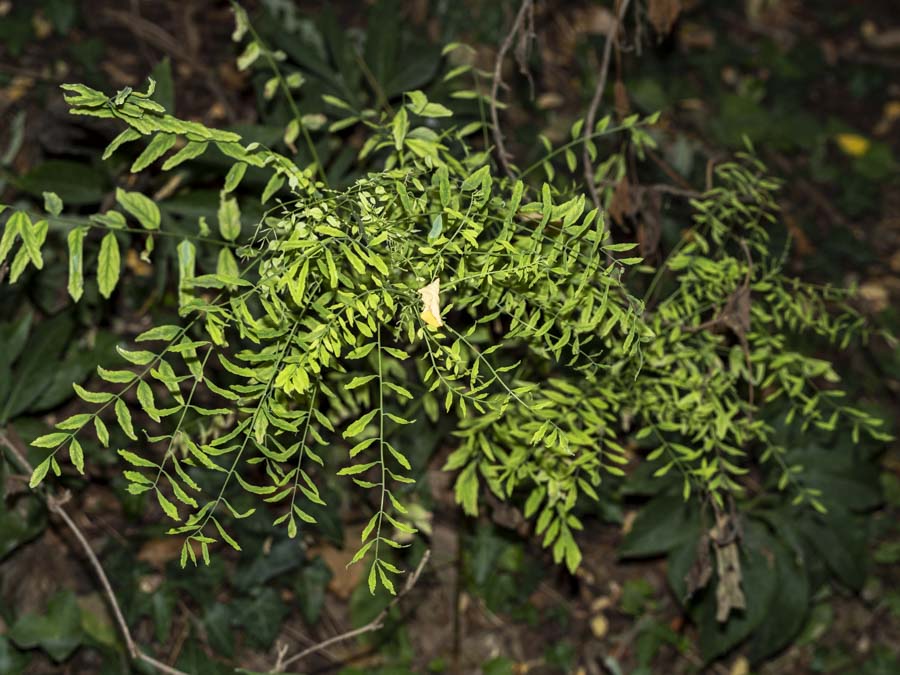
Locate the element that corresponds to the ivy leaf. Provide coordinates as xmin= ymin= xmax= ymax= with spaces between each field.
xmin=8 ymin=591 xmax=83 ymax=662
xmin=97 ymin=232 xmax=121 ymax=298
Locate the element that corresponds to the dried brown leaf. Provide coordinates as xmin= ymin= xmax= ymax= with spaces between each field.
xmin=648 ymin=0 xmax=682 ymax=36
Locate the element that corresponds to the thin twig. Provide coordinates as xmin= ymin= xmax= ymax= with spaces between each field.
xmin=0 ymin=427 xmax=190 ymax=675
xmin=490 ymin=0 xmax=534 ymax=179
xmin=234 ymin=1 xmax=329 ymax=187
xmin=274 ymin=550 xmax=432 ymax=673
xmin=583 ymin=0 xmax=632 ymax=209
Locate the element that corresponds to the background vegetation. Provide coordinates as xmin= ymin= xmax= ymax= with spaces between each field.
xmin=1 ymin=1 xmax=899 ymax=674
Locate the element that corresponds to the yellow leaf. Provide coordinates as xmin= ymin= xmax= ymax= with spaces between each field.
xmin=835 ymin=133 xmax=870 ymax=157
xmin=590 ymin=613 xmax=608 ymax=638
xmin=729 ymin=656 xmax=750 ymax=675
xmin=885 ymin=101 xmax=900 ymax=121
xmin=418 ymin=278 xmax=444 ymax=328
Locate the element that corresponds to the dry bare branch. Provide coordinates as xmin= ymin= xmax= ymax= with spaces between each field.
xmin=0 ymin=427 xmax=190 ymax=675
xmin=583 ymin=0 xmax=633 ymax=209
xmin=490 ymin=0 xmax=535 ymax=179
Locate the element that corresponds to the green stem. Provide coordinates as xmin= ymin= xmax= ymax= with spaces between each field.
xmin=190 ymin=321 xmax=300 ymax=540
xmin=286 ymin=385 xmax=318 ymax=531
xmin=374 ymin=325 xmax=386 ymax=562
xmin=242 ymin=13 xmax=328 ymax=187
xmin=519 ymin=124 xmax=634 ymax=179
xmin=152 ymin=347 xmax=214 ymax=489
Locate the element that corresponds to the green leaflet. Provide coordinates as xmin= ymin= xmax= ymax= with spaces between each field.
xmin=114 ymin=399 xmax=137 ymax=440
xmin=97 ymin=232 xmax=120 ymax=298
xmin=392 ymin=107 xmax=409 ymax=150
xmin=0 ymin=209 xmax=21 ymax=265
xmin=73 ymin=383 xmax=112 ymax=403
xmin=236 ymin=41 xmax=260 ymax=71
xmin=69 ymin=439 xmax=84 ymax=474
xmin=223 ymin=162 xmax=248 ymax=193
xmin=29 ymin=457 xmax=52 ymax=488
xmin=136 ymin=324 xmax=181 ymax=342
xmin=94 ymin=417 xmax=110 ymax=447
xmin=217 ymin=247 xmax=239 ymax=279
xmin=217 ymin=194 xmax=241 ymax=241
xmin=156 ymin=489 xmax=180 ymax=521
xmin=43 ymin=191 xmax=63 ymax=216
xmin=67 ymin=227 xmax=86 ymax=301
xmin=261 ymin=173 xmax=284 ymax=203
xmin=131 ymin=132 xmax=177 ymax=172
xmin=9 ymin=218 xmax=47 ymax=282
xmin=406 ymin=90 xmax=452 ymax=118
xmin=102 ymin=128 xmax=142 ymax=160
xmin=161 ymin=140 xmax=208 ymax=170
xmin=116 ymin=187 xmax=160 ymax=230
xmin=177 ymin=239 xmax=196 ymax=307
xmin=12 ymin=211 xmax=42 ymax=268
xmin=342 ymin=409 xmax=378 ymax=438
xmin=136 ymin=380 xmax=160 ymax=422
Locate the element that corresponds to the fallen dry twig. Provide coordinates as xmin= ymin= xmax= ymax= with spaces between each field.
xmin=272 ymin=549 xmax=431 ymax=673
xmin=0 ymin=426 xmax=190 ymax=675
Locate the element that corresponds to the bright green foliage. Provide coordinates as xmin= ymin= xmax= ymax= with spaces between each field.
xmin=1 ymin=23 xmax=887 ymax=597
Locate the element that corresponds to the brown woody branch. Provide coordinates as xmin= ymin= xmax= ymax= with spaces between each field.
xmin=490 ymin=0 xmax=535 ymax=179
xmin=583 ymin=0 xmax=633 ymax=209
